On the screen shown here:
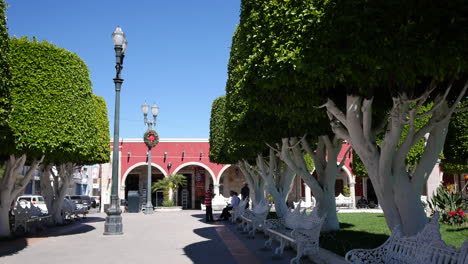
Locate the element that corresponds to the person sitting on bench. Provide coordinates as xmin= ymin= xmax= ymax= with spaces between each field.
xmin=218 ymin=191 xmax=240 ymax=221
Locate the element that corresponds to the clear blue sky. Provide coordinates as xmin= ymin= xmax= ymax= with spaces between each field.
xmin=6 ymin=0 xmax=240 ymax=139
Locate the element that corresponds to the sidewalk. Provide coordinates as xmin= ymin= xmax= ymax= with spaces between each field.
xmin=0 ymin=210 xmax=309 ymax=264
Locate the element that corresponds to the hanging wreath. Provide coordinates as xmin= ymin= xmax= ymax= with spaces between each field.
xmin=144 ymin=129 xmax=159 ymax=148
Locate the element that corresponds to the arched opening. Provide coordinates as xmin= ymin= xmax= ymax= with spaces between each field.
xmin=173 ymin=163 xmax=215 ymax=209
xmin=123 ymin=164 xmax=165 ymax=211
xmin=218 ymin=165 xmax=245 ymax=198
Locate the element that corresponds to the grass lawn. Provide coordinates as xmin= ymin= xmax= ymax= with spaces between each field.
xmin=320 ymin=213 xmax=468 ymax=257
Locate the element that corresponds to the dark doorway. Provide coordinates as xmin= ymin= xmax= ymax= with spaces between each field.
xmin=125 ymin=174 xmax=139 ymax=200
xmin=178 ymin=174 xmax=192 ymax=209
xmin=366 ymin=178 xmax=378 ymax=206
xmin=335 ymin=179 xmax=344 ymax=197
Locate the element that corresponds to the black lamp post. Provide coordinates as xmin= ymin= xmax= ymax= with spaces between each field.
xmin=104 ymin=26 xmax=127 ymax=235
xmin=141 ymin=102 xmax=159 ymax=214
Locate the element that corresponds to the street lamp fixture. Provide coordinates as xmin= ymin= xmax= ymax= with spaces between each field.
xmin=104 ymin=26 xmax=127 ymax=235
xmin=142 ymin=101 xmax=159 ymax=214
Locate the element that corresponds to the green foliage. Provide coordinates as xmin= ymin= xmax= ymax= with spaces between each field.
xmin=86 ymin=95 xmax=110 ymax=164
xmin=162 ymin=200 xmax=175 ymax=207
xmin=208 ymin=95 xmax=259 ymax=164
xmin=429 ymin=184 xmax=467 ymax=226
xmin=0 ymin=0 xmax=11 ymax=157
xmin=351 ymin=151 xmax=368 ymax=178
xmin=9 ymin=37 xmax=95 ymax=163
xmin=442 ymin=100 xmax=468 ymax=174
xmin=342 ymin=186 xmax=350 ymax=197
xmin=303 ymin=153 xmax=314 ymax=172
xmin=152 ymin=174 xmax=187 ymax=203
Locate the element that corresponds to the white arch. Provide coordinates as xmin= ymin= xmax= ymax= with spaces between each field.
xmin=339 ymin=163 xmax=354 ymax=184
xmin=308 ymin=163 xmax=353 ymax=184
xmin=216 ymin=165 xmax=233 ymax=184
xmin=172 ymin=161 xmax=216 ymax=183
xmin=121 ymin=162 xmax=167 ymax=188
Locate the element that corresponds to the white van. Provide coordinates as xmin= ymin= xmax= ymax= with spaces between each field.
xmin=16 ymin=195 xmax=48 ymax=214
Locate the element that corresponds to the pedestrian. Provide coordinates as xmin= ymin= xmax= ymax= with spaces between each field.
xmin=218 ymin=191 xmax=240 ymax=221
xmin=241 ymin=182 xmax=250 ymax=209
xmin=204 ymin=184 xmax=214 ymax=222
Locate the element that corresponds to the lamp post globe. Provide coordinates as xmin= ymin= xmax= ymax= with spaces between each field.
xmin=104 ymin=26 xmax=127 ymax=235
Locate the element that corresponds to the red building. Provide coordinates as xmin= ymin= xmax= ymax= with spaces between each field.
xmin=100 ymin=139 xmax=360 ymax=211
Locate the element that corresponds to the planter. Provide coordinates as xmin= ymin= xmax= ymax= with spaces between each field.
xmin=154 ymin=206 xmax=183 ymax=212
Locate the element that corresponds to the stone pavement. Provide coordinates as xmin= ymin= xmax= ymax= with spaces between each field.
xmin=0 ymin=210 xmax=312 ymax=264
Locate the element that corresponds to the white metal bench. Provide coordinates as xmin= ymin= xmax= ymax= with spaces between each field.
xmin=239 ymin=199 xmax=271 ymax=237
xmin=345 ymin=213 xmax=468 ymax=264
xmin=12 ymin=202 xmax=51 ymax=234
xmin=264 ymin=204 xmax=325 ymax=264
xmin=335 ymin=193 xmax=353 ymax=208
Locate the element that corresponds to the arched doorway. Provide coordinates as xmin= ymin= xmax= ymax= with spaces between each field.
xmin=123 ymin=164 xmax=165 ymax=210
xmin=218 ymin=165 xmax=245 ymax=198
xmin=173 ymin=163 xmax=215 ymax=209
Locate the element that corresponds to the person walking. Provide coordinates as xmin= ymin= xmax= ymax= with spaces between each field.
xmin=241 ymin=183 xmax=250 ymax=209
xmin=204 ymin=184 xmax=214 ymax=222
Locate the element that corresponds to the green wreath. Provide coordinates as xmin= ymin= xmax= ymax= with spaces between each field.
xmin=144 ymin=129 xmax=159 ymax=148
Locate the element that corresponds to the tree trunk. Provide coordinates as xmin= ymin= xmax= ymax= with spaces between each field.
xmin=316 ymin=190 xmax=340 ymax=232
xmin=0 ymin=205 xmax=11 ymax=238
xmin=0 ymin=155 xmax=43 ymax=238
xmin=323 ymin=89 xmax=465 ymax=235
xmin=280 ymin=137 xmax=345 ymax=232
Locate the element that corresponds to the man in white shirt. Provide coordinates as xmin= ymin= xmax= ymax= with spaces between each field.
xmin=218 ymin=191 xmax=239 ymax=221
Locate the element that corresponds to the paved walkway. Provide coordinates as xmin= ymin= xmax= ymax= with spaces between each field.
xmin=0 ymin=210 xmax=310 ymax=264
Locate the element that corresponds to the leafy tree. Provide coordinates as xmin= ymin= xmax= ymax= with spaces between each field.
xmin=209 ymin=95 xmax=265 ymax=204
xmin=230 ymin=0 xmax=468 ymax=236
xmin=222 ymin=0 xmax=352 ymax=231
xmin=0 ymin=0 xmax=10 ymax=156
xmin=6 ymin=37 xmax=101 ymax=226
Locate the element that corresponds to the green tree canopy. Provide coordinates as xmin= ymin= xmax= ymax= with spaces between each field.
xmin=84 ymin=95 xmax=111 ymax=165
xmin=9 ymin=37 xmax=96 ymax=163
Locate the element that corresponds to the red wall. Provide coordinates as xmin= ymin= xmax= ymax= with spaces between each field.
xmin=113 ymin=140 xmax=226 ymax=181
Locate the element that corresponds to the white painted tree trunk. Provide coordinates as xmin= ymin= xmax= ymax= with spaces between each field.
xmin=323 ymin=83 xmax=467 ymax=235
xmin=237 ymin=161 xmax=265 ymax=205
xmin=0 ymin=155 xmax=43 ymax=238
xmin=280 ymin=137 xmax=349 ymax=232
xmin=255 ymin=148 xmax=296 ymax=219
xmin=40 ymin=163 xmax=73 ymax=225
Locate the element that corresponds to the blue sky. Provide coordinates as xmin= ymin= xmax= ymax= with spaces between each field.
xmin=6 ymin=0 xmax=240 ymax=139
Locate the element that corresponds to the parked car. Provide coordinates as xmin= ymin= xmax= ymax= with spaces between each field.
xmin=90 ymin=196 xmax=100 ymax=208
xmin=66 ymin=195 xmax=91 ymax=211
xmin=15 ymin=195 xmax=48 ymax=215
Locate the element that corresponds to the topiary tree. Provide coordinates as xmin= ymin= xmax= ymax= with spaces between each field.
xmin=209 ymin=95 xmax=266 ymax=205
xmin=0 ymin=7 xmax=45 ymax=237
xmin=6 ymin=37 xmax=104 ymax=226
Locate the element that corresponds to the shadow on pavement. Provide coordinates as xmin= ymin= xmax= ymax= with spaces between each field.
xmin=0 ymin=220 xmax=96 ymax=258
xmin=183 ymin=215 xmax=237 ymax=264
xmin=191 ymin=213 xmax=223 ymax=225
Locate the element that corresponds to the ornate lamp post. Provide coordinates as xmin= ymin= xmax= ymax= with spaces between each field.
xmin=142 ymin=102 xmax=159 ymax=214
xmin=104 ymin=26 xmax=127 ymax=235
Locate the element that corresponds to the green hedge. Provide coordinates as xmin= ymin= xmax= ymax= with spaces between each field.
xmin=0 ymin=0 xmax=11 ymax=156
